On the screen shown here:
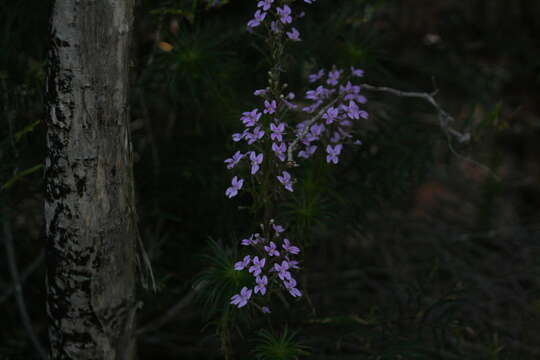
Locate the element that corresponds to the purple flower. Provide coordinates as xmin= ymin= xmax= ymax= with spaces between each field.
xmin=296 ymin=121 xmax=308 ymax=134
xmin=249 ymin=152 xmax=264 ymax=175
xmin=304 ymin=0 xmax=315 ymax=3
xmin=327 ymin=68 xmax=342 ymax=86
xmin=257 ymin=0 xmax=274 ymax=11
xmin=359 ymin=109 xmax=369 ymax=119
xmin=272 ymin=142 xmax=286 ymax=162
xmin=286 ymin=27 xmax=301 ymax=41
xmin=274 ymin=260 xmax=291 ymax=281
xmin=264 ymin=241 xmax=280 ymax=257
xmin=326 ymin=144 xmax=343 ymax=164
xmin=283 ymin=98 xmax=297 ymax=108
xmin=249 ymin=256 xmax=266 ymax=276
xmin=356 ymin=92 xmax=368 ymax=103
xmin=264 ymin=99 xmax=277 ymax=114
xmin=270 ymin=122 xmax=285 ymax=142
xmin=323 ymin=106 xmax=339 ymax=124
xmin=345 ymin=93 xmax=366 ymax=103
xmin=276 ymin=5 xmax=292 ymax=24
xmin=254 ymin=275 xmax=268 ymax=295
xmin=330 ymin=131 xmax=342 ymax=143
xmin=248 ymin=10 xmax=267 ymax=28
xmin=254 ymin=127 xmax=266 ymax=140
xmin=224 ymin=151 xmax=243 ymax=169
xmin=241 ymin=109 xmax=261 ymax=127
xmin=277 ymin=171 xmax=294 ymax=192
xmin=226 ymin=176 xmax=244 ymax=198
xmin=282 ymin=97 xmax=297 ymax=110
xmin=254 ymin=88 xmax=268 ymax=96
xmin=230 ymin=287 xmax=252 ymax=308
xmin=301 ymin=132 xmax=319 ymax=145
xmin=340 ymin=81 xmax=359 ymax=93
xmin=261 ymin=306 xmax=271 ymax=314
xmin=298 ymin=145 xmax=317 ymax=159
xmin=305 ymin=90 xmax=318 ymax=100
xmin=232 ymin=131 xmax=245 ymax=142
xmin=282 ymin=238 xmax=300 ymax=254
xmin=272 ymin=223 xmax=285 ymax=234
xmin=341 ymin=82 xmax=368 ymax=105
xmin=284 ymin=278 xmax=302 ymax=298
xmin=306 ymin=85 xmax=331 ymax=100
xmin=340 ymin=81 xmax=362 ymax=101
xmin=308 ymin=69 xmax=325 ymax=83
xmin=302 ymin=100 xmax=322 ymax=113
xmin=234 ymin=255 xmax=251 ymax=270
xmin=241 ymin=233 xmax=262 ymax=246
xmin=288 ymin=259 xmax=300 ymax=269
xmin=351 ymin=66 xmax=364 ymax=77
xmin=340 ymin=119 xmax=353 ymax=128
xmin=310 ymin=123 xmax=325 ymax=136
xmin=345 ymin=100 xmax=360 ymax=120
xmin=245 ymin=126 xmax=265 ymax=144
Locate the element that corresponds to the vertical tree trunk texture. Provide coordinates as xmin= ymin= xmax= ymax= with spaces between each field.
xmin=45 ymin=0 xmax=137 ymax=359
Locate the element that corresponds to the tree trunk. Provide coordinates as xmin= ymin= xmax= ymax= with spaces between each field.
xmin=45 ymin=0 xmax=138 ymax=359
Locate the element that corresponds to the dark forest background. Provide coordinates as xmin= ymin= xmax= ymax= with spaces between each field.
xmin=1 ymin=0 xmax=540 ymax=359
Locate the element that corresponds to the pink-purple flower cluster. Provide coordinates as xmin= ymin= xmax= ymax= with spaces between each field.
xmin=225 ymin=1 xmax=369 ymax=192
xmin=225 ymin=84 xmax=299 ymax=195
xmin=230 ymin=222 xmax=302 ymax=310
xmin=293 ymin=65 xmax=368 ymax=163
xmin=224 ymin=64 xmax=368 ymax=198
xmin=225 ymin=1 xmax=368 ymax=198
xmin=248 ymin=0 xmax=315 ymax=41
xmin=224 ymin=0 xmax=369 ymax=315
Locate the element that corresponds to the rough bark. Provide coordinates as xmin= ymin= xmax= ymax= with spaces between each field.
xmin=45 ymin=0 xmax=137 ymax=359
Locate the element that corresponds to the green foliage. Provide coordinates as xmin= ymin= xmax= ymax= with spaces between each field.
xmin=193 ymin=238 xmax=251 ymax=320
xmin=149 ymin=24 xmax=240 ymax=110
xmin=1 ymin=164 xmax=43 ymax=191
xmin=281 ymin=162 xmax=337 ymax=246
xmin=254 ymin=328 xmax=309 ymax=360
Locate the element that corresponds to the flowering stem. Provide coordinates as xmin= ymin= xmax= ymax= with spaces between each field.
xmin=286 ymin=94 xmax=344 ymax=164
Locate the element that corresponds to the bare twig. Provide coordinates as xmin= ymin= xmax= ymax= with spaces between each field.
xmin=286 ymin=95 xmax=343 ymax=164
xmin=135 ymin=228 xmax=157 ymax=293
xmin=360 ymin=83 xmax=499 ymax=180
xmin=2 ymin=209 xmax=47 ymax=360
xmin=0 ymin=250 xmax=44 ymax=304
xmin=136 ymin=281 xmax=206 ymax=335
xmin=360 ymin=83 xmax=471 ymax=143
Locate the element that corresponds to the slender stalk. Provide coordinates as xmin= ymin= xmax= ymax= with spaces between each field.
xmin=0 ymin=251 xmax=44 ymax=305
xmin=2 ymin=207 xmax=47 ymax=360
xmin=360 ymin=83 xmax=499 ymax=179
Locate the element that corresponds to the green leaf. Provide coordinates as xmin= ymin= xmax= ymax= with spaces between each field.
xmin=1 ymin=164 xmax=43 ymax=191
xmin=14 ymin=119 xmax=41 ymax=142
